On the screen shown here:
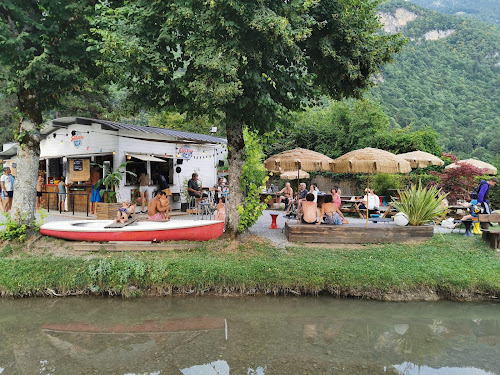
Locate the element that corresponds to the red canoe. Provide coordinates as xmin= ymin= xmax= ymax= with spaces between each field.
xmin=40 ymin=220 xmax=225 ymax=242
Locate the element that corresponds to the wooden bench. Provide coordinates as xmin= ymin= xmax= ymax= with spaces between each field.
xmin=284 ymin=222 xmax=434 ymax=244
xmin=478 ymin=214 xmax=500 ymax=249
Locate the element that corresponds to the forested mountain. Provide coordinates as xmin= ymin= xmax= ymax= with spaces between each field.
xmin=369 ymin=0 xmax=500 ymax=162
xmin=411 ymin=0 xmax=500 ymax=25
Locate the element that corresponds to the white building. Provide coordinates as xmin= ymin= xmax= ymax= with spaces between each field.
xmin=1 ymin=117 xmax=227 ymax=210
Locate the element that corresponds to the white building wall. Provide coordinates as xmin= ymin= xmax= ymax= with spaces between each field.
xmin=40 ymin=121 xmax=227 ymax=209
xmin=40 ymin=123 xmax=118 ymax=158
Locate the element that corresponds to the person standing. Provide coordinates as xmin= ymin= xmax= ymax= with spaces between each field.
xmin=477 ymin=177 xmax=498 ymax=214
xmin=88 ymin=166 xmax=102 ymax=215
xmin=36 ymin=175 xmax=45 ymax=210
xmin=58 ymin=176 xmax=72 ymax=212
xmin=1 ymin=167 xmax=14 ymax=212
xmin=138 ymin=171 xmax=150 ymax=213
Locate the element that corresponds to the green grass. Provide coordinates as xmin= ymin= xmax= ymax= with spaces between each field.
xmin=0 ymin=235 xmax=499 ymax=298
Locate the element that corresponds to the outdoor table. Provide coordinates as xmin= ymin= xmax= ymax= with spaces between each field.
xmin=269 ymin=213 xmax=279 ymax=229
xmin=447 ymin=205 xmax=468 ymax=219
xmin=340 ymin=199 xmax=365 ymax=219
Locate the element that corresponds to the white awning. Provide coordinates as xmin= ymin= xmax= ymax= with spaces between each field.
xmin=127 ymin=153 xmax=166 ymax=162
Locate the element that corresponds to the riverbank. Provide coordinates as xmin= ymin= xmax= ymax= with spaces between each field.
xmin=1 ymin=234 xmax=499 ymax=301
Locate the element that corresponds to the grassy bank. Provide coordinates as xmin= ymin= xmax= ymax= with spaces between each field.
xmin=0 ymin=235 xmax=499 ymax=300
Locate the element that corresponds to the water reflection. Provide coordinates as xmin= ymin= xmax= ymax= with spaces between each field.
xmin=0 ymin=298 xmax=498 ymax=374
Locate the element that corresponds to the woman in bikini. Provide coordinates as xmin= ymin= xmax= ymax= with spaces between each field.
xmin=316 ymin=195 xmax=348 ymax=225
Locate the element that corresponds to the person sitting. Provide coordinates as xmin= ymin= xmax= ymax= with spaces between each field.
xmin=309 ymin=184 xmax=318 ymax=203
xmin=158 ymin=191 xmax=171 ymax=220
xmin=277 ymin=182 xmax=294 ymax=208
xmin=147 ymin=192 xmax=169 ymax=221
xmin=188 ymin=172 xmax=206 ymax=207
xmin=215 ymin=196 xmax=226 ymax=221
xmin=330 ymin=186 xmax=341 ymax=209
xmin=300 ymin=193 xmax=318 ymax=224
xmin=114 ymin=201 xmax=136 ymax=224
xmin=316 ymin=195 xmax=348 ymax=225
xmin=359 ymin=189 xmax=380 ymax=213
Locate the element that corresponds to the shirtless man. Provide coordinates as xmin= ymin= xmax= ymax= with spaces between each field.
xmin=277 ymin=182 xmax=294 ymax=210
xmin=36 ymin=175 xmax=45 ymax=210
xmin=158 ymin=192 xmax=171 ymax=220
xmin=300 ymin=193 xmax=318 ymax=224
xmin=88 ymin=166 xmax=101 ymax=215
xmin=147 ymin=191 xmax=169 ymax=221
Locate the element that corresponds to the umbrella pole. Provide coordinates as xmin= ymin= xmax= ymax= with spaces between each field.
xmin=297 ymin=165 xmax=300 ymax=222
xmin=366 ymin=173 xmax=370 ymax=227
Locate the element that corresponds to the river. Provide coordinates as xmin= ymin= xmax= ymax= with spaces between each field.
xmin=0 ymin=297 xmax=498 ymax=374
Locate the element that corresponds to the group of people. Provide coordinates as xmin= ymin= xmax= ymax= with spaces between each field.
xmin=276 ymin=182 xmax=348 ymax=225
xmin=188 ymin=173 xmax=227 ymax=220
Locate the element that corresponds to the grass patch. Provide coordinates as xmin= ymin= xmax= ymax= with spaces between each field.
xmin=0 ymin=235 xmax=498 ymax=299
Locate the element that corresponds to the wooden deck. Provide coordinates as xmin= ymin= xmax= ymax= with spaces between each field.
xmin=284 ymin=222 xmax=434 ymax=244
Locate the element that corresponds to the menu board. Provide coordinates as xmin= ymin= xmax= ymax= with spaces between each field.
xmin=69 ymin=159 xmax=90 ymax=181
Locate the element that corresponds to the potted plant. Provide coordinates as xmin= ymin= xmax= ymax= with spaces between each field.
xmin=95 ymin=162 xmax=136 ymax=219
xmin=391 ymin=182 xmax=447 ymax=226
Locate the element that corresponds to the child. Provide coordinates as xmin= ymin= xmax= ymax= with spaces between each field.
xmin=114 ymin=201 xmax=136 ymax=224
xmin=36 ymin=175 xmax=44 ymax=210
xmin=215 ymin=196 xmax=226 ymax=221
xmin=158 ymin=191 xmax=171 ymax=220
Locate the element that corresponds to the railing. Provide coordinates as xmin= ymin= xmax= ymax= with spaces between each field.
xmin=42 ymin=191 xmax=90 ymax=216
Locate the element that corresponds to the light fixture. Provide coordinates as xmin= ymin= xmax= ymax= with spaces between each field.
xmin=53 ymin=133 xmax=57 ymax=138
xmin=126 ymin=155 xmax=131 ymax=160
xmin=112 ymin=151 xmax=116 ymax=155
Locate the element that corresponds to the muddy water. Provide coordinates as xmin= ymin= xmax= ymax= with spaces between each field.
xmin=0 ymin=297 xmax=498 ymax=375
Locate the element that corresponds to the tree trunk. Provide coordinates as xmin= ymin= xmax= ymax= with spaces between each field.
xmin=224 ymin=114 xmax=245 ymax=237
xmin=10 ymin=88 xmax=42 ymax=225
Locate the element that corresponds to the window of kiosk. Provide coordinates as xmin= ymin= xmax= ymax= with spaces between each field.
xmin=151 ymin=158 xmax=173 ymax=186
xmin=125 ymin=158 xmax=146 ymax=186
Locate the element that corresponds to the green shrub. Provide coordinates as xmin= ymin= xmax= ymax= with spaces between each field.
xmin=372 ymin=173 xmax=402 ymax=197
xmin=392 ymin=183 xmax=447 ymax=226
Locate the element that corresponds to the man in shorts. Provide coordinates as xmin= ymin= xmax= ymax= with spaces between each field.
xmin=36 ymin=175 xmax=44 ymax=210
xmin=1 ymin=167 xmax=14 ymax=212
xmin=88 ymin=166 xmax=101 ymax=215
xmin=147 ymin=191 xmax=169 ymax=221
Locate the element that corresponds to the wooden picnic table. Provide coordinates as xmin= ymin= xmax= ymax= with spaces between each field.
xmin=447 ymin=205 xmax=468 ymax=219
xmin=341 ymin=199 xmax=365 ymax=219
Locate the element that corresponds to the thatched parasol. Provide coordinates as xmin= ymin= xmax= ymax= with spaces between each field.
xmin=398 ymin=150 xmax=444 ymax=169
xmin=280 ymin=170 xmax=310 ymax=180
xmin=445 ymin=158 xmax=497 ymax=175
xmin=264 ymin=148 xmax=334 ymax=172
xmin=330 ymin=148 xmax=411 ymax=226
xmin=265 ymin=148 xmax=333 ymax=221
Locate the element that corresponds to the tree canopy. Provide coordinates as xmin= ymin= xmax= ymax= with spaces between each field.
xmin=0 ymin=1 xmax=99 ymax=223
xmin=92 ymin=0 xmax=405 ymax=233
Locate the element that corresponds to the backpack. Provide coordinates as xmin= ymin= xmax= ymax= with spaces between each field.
xmin=469 ymin=181 xmax=486 ymax=200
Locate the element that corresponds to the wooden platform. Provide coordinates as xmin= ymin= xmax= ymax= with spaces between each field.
xmin=284 ymin=222 xmax=434 ymax=244
xmin=104 ymin=219 xmax=137 ymax=228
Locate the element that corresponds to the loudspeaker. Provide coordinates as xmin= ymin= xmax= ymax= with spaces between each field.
xmin=175 ymin=166 xmax=182 ymax=173
xmin=218 ymin=160 xmax=225 ymax=168
xmin=177 ymin=159 xmax=183 ymax=165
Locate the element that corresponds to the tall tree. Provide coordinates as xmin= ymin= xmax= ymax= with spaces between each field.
xmin=0 ymin=1 xmax=99 ymax=224
xmin=93 ymin=0 xmax=404 ymax=235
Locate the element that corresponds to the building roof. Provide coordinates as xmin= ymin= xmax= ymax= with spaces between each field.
xmin=45 ymin=117 xmax=227 ymax=144
xmin=0 ymin=144 xmax=17 ymax=159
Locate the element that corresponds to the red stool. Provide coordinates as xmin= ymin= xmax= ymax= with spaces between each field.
xmin=269 ymin=213 xmax=279 ymax=229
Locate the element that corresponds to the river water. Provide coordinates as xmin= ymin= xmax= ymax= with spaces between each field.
xmin=0 ymin=297 xmax=498 ymax=375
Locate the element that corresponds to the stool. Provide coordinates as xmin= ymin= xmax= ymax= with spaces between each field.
xmin=269 ymin=213 xmax=279 ymax=229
